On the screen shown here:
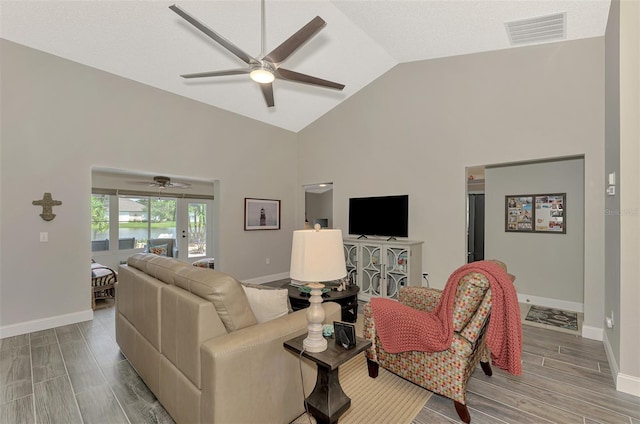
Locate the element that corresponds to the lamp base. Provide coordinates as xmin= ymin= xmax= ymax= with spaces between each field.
xmin=303 ymin=334 xmax=328 ymax=353
xmin=303 ymin=282 xmax=327 ymax=353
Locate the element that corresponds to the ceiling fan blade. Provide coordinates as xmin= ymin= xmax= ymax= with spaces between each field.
xmin=169 ymin=5 xmax=259 ymax=66
xmin=259 ymin=83 xmax=275 ymax=107
xmin=180 ymin=68 xmax=250 ymax=79
xmin=264 ymin=16 xmax=326 ymax=66
xmin=127 ymin=181 xmax=159 ymax=186
xmin=276 ymin=68 xmax=344 ymax=90
xmin=168 ymin=182 xmax=191 ymax=188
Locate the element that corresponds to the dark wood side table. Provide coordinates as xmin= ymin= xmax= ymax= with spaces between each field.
xmin=284 ymin=333 xmax=371 ymax=424
xmin=288 ymin=284 xmax=359 ymax=323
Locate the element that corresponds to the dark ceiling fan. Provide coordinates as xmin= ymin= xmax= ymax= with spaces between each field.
xmin=127 ymin=176 xmax=191 ymax=189
xmin=169 ymin=1 xmax=345 ymax=107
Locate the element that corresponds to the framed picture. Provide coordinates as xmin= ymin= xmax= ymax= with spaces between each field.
xmin=333 ymin=321 xmax=356 ymax=349
xmin=533 ymin=193 xmax=565 ymax=233
xmin=505 ymin=193 xmax=565 ymax=234
xmin=505 ymin=196 xmax=533 ymax=232
xmin=244 ymin=198 xmax=281 ymax=230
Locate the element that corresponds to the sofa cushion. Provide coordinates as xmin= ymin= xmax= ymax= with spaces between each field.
xmin=128 ymin=254 xmax=191 ymax=285
xmin=241 ymin=284 xmax=290 ymax=323
xmin=174 ymin=267 xmax=257 ymax=332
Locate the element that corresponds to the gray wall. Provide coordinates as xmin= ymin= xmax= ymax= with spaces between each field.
xmin=0 ymin=40 xmax=297 ymax=333
xmin=298 ymin=38 xmax=606 ymax=334
xmin=485 ymin=158 xmax=584 ymax=307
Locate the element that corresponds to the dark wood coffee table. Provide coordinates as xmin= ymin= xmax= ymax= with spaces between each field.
xmin=284 ymin=333 xmax=371 ymax=424
xmin=288 ymin=284 xmax=359 ymax=323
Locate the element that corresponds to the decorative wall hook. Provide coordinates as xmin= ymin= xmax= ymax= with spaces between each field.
xmin=32 ymin=192 xmax=62 ymax=221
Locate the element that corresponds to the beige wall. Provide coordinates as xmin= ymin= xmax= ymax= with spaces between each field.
xmin=604 ymin=0 xmax=622 ymax=376
xmin=603 ymin=0 xmax=640 ymax=396
xmin=0 ymin=40 xmax=297 ymax=334
xmin=298 ymin=38 xmax=606 ymax=336
xmin=618 ymin=0 xmax=640 ymax=393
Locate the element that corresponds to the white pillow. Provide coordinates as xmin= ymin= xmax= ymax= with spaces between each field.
xmin=241 ymin=285 xmax=290 ymax=323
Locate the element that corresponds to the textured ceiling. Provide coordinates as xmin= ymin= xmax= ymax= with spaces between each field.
xmin=0 ymin=1 xmax=610 ymax=132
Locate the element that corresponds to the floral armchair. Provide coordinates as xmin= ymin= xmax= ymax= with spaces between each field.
xmin=363 ymin=262 xmax=515 ymax=423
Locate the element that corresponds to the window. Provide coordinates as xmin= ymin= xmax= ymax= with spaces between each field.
xmin=91 ymin=194 xmax=110 ymax=251
xmin=90 ymin=186 xmax=212 ymax=260
xmin=118 ymin=197 xmax=176 ymax=248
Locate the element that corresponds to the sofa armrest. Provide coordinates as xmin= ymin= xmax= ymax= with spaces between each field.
xmin=398 ymin=287 xmax=442 ymax=311
xmin=200 ymin=302 xmax=341 ymax=424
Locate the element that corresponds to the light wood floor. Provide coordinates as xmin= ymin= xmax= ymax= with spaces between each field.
xmin=2 ymin=301 xmax=639 ymax=424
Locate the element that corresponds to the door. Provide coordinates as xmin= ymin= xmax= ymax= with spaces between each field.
xmin=467 ymin=194 xmax=485 ymax=263
xmin=177 ymin=199 xmax=212 ymax=262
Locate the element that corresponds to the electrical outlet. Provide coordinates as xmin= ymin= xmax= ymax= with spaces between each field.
xmin=605 ymin=310 xmax=615 ymax=329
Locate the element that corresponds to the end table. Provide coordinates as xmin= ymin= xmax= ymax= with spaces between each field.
xmin=284 ymin=333 xmax=371 ymax=424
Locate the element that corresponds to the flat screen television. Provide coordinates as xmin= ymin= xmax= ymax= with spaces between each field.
xmin=348 ymin=195 xmax=409 ymax=238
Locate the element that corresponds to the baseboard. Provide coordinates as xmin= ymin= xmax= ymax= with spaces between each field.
xmin=617 ymin=373 xmax=640 ymax=397
xmin=242 ymin=272 xmax=290 ymax=285
xmin=581 ymin=325 xmax=604 ymax=341
xmin=0 ymin=309 xmax=93 ymax=338
xmin=603 ymin=332 xmax=640 ymax=396
xmin=517 ymin=293 xmax=583 ymax=313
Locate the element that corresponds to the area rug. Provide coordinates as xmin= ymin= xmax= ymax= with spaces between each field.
xmin=291 ymin=354 xmax=431 ymax=424
xmin=524 ymin=305 xmax=579 ymax=332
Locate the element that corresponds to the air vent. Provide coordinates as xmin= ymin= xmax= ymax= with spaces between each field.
xmin=505 ymin=12 xmax=566 ymax=46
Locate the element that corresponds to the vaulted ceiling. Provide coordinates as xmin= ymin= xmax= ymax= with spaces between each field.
xmin=0 ymin=1 xmax=610 ymax=132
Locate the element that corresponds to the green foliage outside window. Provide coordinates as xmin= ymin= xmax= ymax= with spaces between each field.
xmin=91 ymin=195 xmax=109 ymax=239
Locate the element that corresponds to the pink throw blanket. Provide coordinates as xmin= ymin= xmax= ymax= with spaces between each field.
xmin=370 ymin=261 xmax=522 ymax=375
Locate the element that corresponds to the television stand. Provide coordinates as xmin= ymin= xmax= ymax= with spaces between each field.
xmin=386 ymin=236 xmax=397 ymax=241
xmin=343 ymin=238 xmax=423 ymax=301
xmin=357 ymin=234 xmax=368 ymax=239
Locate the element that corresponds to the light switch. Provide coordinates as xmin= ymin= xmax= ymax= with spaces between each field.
xmin=40 ymin=232 xmax=48 ymax=242
xmin=608 ymin=172 xmax=616 ymax=186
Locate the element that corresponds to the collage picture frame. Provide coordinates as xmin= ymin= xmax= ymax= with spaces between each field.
xmin=505 ymin=193 xmax=565 ymax=234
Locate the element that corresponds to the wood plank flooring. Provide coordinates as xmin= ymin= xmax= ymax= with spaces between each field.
xmin=414 ymin=325 xmax=640 ymax=424
xmin=1 ymin=299 xmax=639 ymax=423
xmin=0 ymin=303 xmax=174 ymax=424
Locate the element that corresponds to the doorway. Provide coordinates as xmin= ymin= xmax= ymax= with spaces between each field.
xmin=176 ymin=199 xmax=213 ymax=262
xmin=304 ymin=183 xmax=333 ymax=228
xmin=466 ymin=168 xmax=485 ymax=263
xmin=467 ymin=194 xmax=485 ymax=262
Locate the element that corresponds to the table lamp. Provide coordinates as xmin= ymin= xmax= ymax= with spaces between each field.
xmin=290 ymin=224 xmax=346 ymax=353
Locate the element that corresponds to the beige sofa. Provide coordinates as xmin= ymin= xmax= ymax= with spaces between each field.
xmin=116 ymin=253 xmax=341 ymax=424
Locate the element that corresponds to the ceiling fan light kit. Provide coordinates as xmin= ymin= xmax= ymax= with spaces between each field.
xmin=169 ymin=2 xmax=344 ymax=107
xmin=250 ymin=65 xmax=275 ymax=84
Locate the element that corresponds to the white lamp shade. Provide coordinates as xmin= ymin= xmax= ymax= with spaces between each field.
xmin=290 ymin=229 xmax=346 ymax=282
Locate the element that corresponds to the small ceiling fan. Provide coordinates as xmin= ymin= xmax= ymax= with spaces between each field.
xmin=169 ymin=1 xmax=345 ymax=107
xmin=127 ymin=176 xmax=191 ymax=189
